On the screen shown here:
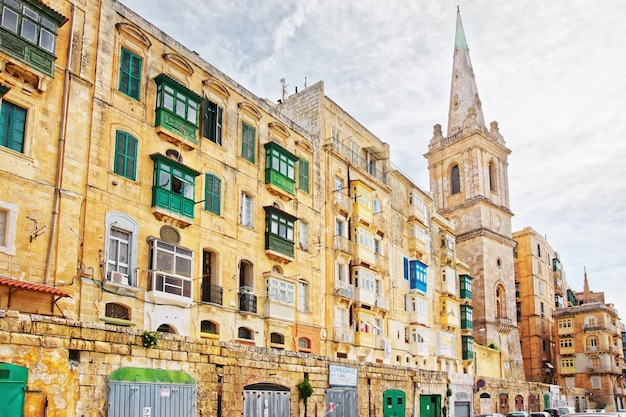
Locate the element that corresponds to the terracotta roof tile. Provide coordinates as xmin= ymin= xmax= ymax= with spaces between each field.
xmin=0 ymin=277 xmax=71 ymax=298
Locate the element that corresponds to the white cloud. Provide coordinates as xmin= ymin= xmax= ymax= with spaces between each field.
xmin=123 ymin=0 xmax=626 ymax=318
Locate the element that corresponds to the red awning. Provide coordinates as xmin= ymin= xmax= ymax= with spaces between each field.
xmin=0 ymin=276 xmax=71 ymax=298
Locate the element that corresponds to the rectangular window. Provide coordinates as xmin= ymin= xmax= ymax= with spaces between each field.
xmin=107 ymin=229 xmax=130 ymax=276
xmin=264 ymin=206 xmax=297 ymax=258
xmin=0 ymin=200 xmax=17 ymax=256
xmin=297 ymin=281 xmax=308 ymax=312
xmin=204 ymin=173 xmax=221 ymax=215
xmin=409 ymin=260 xmax=427 ymax=292
xmin=298 ymin=158 xmax=310 ymax=193
xmin=149 ymin=240 xmax=192 ymax=298
xmin=0 ymin=101 xmax=26 ymax=153
xmin=114 ymin=131 xmax=137 ymax=180
xmin=241 ymin=121 xmax=256 ymax=163
xmin=268 ymin=212 xmax=294 ymax=241
xmin=154 ymin=75 xmax=201 ymax=143
xmin=267 ymin=278 xmax=294 ymax=305
xmin=151 ymin=154 xmax=199 ymax=219
xmin=299 ymin=221 xmax=309 ymax=251
xmin=240 ymin=193 xmax=252 ymax=226
xmin=403 ymin=256 xmax=409 ymax=280
xmin=203 ymin=97 xmax=223 ymax=145
xmin=264 ymin=142 xmax=297 ymax=194
xmin=1 ymin=1 xmax=59 ymax=54
xmin=119 ymin=48 xmax=142 ymax=100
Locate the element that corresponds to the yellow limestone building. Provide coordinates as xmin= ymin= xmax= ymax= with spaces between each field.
xmin=0 ymin=1 xmax=587 ymax=416
xmin=280 ymin=81 xmax=475 ymax=409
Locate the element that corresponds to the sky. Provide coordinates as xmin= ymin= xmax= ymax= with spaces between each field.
xmin=121 ymin=0 xmax=626 ymax=319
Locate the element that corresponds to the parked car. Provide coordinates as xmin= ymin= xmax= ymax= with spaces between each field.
xmin=476 ymin=414 xmax=506 ymax=417
xmin=545 ymin=409 xmax=560 ymax=417
xmin=532 ymin=412 xmax=552 ymax=417
xmin=508 ymin=412 xmax=530 ymax=417
xmin=546 ymin=408 xmax=577 ymax=417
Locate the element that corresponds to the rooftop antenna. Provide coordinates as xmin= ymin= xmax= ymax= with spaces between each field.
xmin=304 ymin=76 xmax=307 ymax=88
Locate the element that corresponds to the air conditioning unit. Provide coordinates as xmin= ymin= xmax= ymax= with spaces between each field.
xmin=109 ymin=271 xmax=129 ymax=286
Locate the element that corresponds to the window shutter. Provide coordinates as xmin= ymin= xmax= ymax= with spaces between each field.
xmin=298 ymin=158 xmax=310 ymax=193
xmin=403 ymin=257 xmax=409 ymax=280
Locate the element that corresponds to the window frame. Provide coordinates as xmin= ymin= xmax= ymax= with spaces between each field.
xmin=113 ymin=130 xmax=138 ymax=180
xmin=148 ymin=239 xmax=193 ymax=299
xmin=241 ymin=121 xmax=256 ymax=163
xmin=240 ymin=192 xmax=253 ymax=227
xmin=409 ymin=259 xmax=427 ymax=292
xmin=264 ymin=205 xmax=297 ymax=258
xmin=204 ymin=173 xmax=221 ymax=215
xmin=297 ymin=279 xmax=309 ymax=312
xmin=154 ymin=74 xmax=201 ymax=143
xmin=451 ymin=164 xmax=460 ymax=194
xmin=202 ymin=96 xmax=223 ymax=145
xmin=298 ymin=158 xmax=310 ymax=193
xmin=119 ymin=48 xmax=142 ymax=100
xmin=0 ymin=99 xmax=27 ymax=153
xmin=104 ymin=212 xmax=138 ymax=286
xmin=0 ymin=0 xmax=61 ymax=53
xmin=0 ymin=200 xmax=17 ymax=255
xmin=151 ymin=153 xmax=200 ymax=219
xmin=264 ymin=141 xmax=296 ymax=194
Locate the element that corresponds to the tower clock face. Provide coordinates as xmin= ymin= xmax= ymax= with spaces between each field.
xmin=492 ymin=213 xmax=502 ymax=231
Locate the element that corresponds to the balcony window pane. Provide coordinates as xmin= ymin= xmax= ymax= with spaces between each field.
xmin=21 ymin=19 xmax=37 ymax=43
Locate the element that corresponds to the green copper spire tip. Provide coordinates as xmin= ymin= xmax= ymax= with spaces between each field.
xmin=455 ymin=8 xmax=468 ymax=50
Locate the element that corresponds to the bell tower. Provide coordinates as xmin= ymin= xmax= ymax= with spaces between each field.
xmin=424 ymin=8 xmax=524 ymax=380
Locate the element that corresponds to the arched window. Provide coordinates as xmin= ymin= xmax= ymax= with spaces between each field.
xmin=270 ymin=332 xmax=285 ymax=344
xmin=298 ymin=337 xmax=311 ymax=353
xmin=495 ymin=285 xmax=506 ymax=319
xmin=238 ymin=327 xmax=253 ymax=340
xmin=451 ymin=164 xmax=461 ymax=194
xmin=105 ymin=303 xmax=129 ymax=320
xmin=488 ymin=161 xmax=496 ymax=192
xmin=239 ymin=260 xmax=253 ymax=288
xmin=157 ymin=324 xmax=175 ymax=334
xmin=200 ymin=320 xmax=218 ymax=335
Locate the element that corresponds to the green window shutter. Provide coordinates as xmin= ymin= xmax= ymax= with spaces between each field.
xmin=205 ymin=173 xmax=221 ymax=215
xmin=298 ymin=158 xmax=310 ymax=193
xmin=203 ymin=98 xmax=223 ymax=145
xmin=0 ymin=101 xmax=26 ymax=153
xmin=119 ymin=48 xmax=142 ymax=100
xmin=114 ymin=131 xmax=138 ymax=180
xmin=241 ymin=122 xmax=256 ymax=163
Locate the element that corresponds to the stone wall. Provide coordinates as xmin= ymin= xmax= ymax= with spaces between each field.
xmin=0 ymin=311 xmax=585 ymax=417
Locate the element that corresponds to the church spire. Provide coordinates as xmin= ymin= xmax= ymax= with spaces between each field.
xmin=447 ymin=8 xmax=486 ymax=136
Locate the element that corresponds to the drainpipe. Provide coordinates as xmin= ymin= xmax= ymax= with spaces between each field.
xmin=44 ymin=2 xmax=75 ymax=285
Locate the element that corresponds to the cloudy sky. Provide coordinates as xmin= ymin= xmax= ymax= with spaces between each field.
xmin=122 ymin=0 xmax=626 ymax=318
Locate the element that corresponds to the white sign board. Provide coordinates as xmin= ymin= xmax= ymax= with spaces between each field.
xmin=328 ymin=365 xmax=358 ymax=387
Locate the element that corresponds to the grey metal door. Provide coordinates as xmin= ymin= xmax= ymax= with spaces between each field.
xmin=243 ymin=383 xmax=291 ymax=417
xmin=108 ymin=382 xmax=196 ymax=417
xmin=454 ymin=401 xmax=471 ymax=417
xmin=326 ymin=387 xmax=359 ymax=417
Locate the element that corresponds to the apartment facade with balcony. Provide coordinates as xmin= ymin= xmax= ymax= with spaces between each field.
xmin=555 ymin=301 xmax=625 ymax=410
xmin=513 ymin=227 xmax=564 ymax=383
